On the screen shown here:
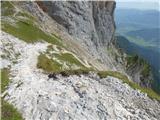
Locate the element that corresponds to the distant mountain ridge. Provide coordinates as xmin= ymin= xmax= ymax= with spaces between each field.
xmin=115 ymin=9 xmax=160 ymax=31
xmin=126 ymin=28 xmax=160 ymax=48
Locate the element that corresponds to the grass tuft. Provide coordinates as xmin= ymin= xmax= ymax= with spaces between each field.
xmin=1 ymin=99 xmax=23 ymax=120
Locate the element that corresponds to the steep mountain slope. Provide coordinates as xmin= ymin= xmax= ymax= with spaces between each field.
xmin=1 ymin=31 xmax=160 ymax=120
xmin=1 ymin=1 xmax=160 ymax=120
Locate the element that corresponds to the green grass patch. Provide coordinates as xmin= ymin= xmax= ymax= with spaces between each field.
xmin=1 ymin=99 xmax=23 ymax=120
xmin=37 ymin=53 xmax=92 ymax=74
xmin=37 ymin=54 xmax=62 ymax=73
xmin=98 ymin=71 xmax=129 ymax=81
xmin=97 ymin=71 xmax=160 ymax=101
xmin=1 ymin=68 xmax=10 ymax=93
xmin=54 ymin=53 xmax=85 ymax=68
xmin=2 ymin=0 xmax=63 ymax=46
xmin=2 ymin=20 xmax=62 ymax=46
xmin=2 ymin=1 xmax=62 ymax=46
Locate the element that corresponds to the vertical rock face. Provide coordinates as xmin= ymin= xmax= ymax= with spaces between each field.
xmin=41 ymin=1 xmax=115 ymax=51
xmin=92 ymin=2 xmax=115 ymax=45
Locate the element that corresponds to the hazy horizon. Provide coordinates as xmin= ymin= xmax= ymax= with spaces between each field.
xmin=116 ymin=0 xmax=160 ymax=11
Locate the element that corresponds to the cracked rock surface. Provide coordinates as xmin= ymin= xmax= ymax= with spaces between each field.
xmin=1 ymin=31 xmax=160 ymax=120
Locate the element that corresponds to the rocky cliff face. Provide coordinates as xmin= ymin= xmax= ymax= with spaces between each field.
xmin=41 ymin=1 xmax=115 ymax=46
xmin=38 ymin=1 xmax=120 ymax=70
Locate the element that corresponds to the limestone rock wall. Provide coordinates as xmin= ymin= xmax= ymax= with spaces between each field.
xmin=40 ymin=1 xmax=115 ymax=54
